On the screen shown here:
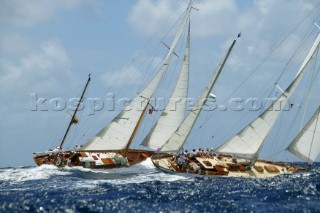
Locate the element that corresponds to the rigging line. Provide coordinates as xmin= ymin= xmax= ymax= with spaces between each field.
xmin=197 ymin=4 xmax=320 ymax=129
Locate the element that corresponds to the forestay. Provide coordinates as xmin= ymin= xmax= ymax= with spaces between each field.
xmin=287 ymin=107 xmax=320 ymax=164
xmin=81 ymin=1 xmax=193 ymax=151
xmin=215 ymin=33 xmax=320 ymax=157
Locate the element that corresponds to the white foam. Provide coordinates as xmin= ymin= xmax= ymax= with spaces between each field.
xmin=0 ymin=165 xmax=70 ymax=182
xmin=137 ymin=158 xmax=156 ymax=169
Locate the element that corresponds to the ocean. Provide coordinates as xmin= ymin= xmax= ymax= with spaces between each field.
xmin=1 ymin=159 xmax=319 ymax=212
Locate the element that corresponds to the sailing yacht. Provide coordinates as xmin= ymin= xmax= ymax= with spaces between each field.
xmin=151 ymin=29 xmax=320 ymax=178
xmin=33 ymin=1 xmax=194 ymax=169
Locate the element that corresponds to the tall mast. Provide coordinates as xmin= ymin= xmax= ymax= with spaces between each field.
xmin=59 ymin=74 xmax=91 ymax=149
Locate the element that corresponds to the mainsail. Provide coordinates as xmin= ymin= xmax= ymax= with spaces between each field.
xmin=215 ymin=33 xmax=320 ymax=157
xmin=287 ymin=106 xmax=320 ymax=164
xmin=81 ymin=1 xmax=193 ymax=152
xmin=160 ymin=33 xmax=241 ymax=152
xmin=141 ymin=22 xmax=190 ymax=150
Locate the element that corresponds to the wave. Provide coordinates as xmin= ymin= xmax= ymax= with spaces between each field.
xmin=0 ymin=165 xmax=71 ymax=182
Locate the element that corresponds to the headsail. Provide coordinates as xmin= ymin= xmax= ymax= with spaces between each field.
xmin=215 ymin=33 xmax=320 ymax=157
xmin=81 ymin=1 xmax=193 ymax=152
xmin=287 ymin=106 xmax=320 ymax=164
xmin=141 ymin=21 xmax=190 ymax=150
xmin=160 ymin=33 xmax=240 ymax=152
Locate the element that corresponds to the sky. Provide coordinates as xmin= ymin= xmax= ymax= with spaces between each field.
xmin=1 ymin=0 xmax=320 ymax=167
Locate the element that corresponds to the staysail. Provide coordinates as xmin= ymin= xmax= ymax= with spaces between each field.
xmin=141 ymin=22 xmax=190 ymax=150
xmin=81 ymin=1 xmax=193 ymax=152
xmin=287 ymin=106 xmax=320 ymax=164
xmin=215 ymin=33 xmax=320 ymax=157
xmin=160 ymin=33 xmax=241 ymax=152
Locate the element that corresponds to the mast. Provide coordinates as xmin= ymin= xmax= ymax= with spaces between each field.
xmin=160 ymin=32 xmax=241 ymax=152
xmin=59 ymin=74 xmax=91 ymax=149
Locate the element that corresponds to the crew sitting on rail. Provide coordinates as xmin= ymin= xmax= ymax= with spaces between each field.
xmin=196 ymin=148 xmax=202 ymax=157
xmin=189 ymin=149 xmax=196 ymax=160
xmin=183 ymin=150 xmax=188 ymax=156
xmin=74 ymin=144 xmax=79 ymax=150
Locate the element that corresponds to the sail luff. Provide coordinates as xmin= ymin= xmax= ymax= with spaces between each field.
xmin=160 ymin=35 xmax=240 ymax=152
xmin=80 ymin=1 xmax=193 ymax=151
xmin=215 ymin=33 xmax=320 ymax=157
xmin=287 ymin=106 xmax=320 ymax=164
xmin=141 ymin=20 xmax=190 ymax=150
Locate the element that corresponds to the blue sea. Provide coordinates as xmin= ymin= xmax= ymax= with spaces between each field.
xmin=1 ymin=160 xmax=319 ymax=212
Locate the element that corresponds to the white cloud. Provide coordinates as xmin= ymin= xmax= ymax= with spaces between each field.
xmin=127 ymin=0 xmax=177 ymax=36
xmin=0 ymin=39 xmax=75 ymax=96
xmin=101 ymin=65 xmax=143 ymax=87
xmin=128 ymin=0 xmax=317 ymax=55
xmin=0 ymin=33 xmax=32 ymax=56
xmin=0 ymin=0 xmax=98 ymax=28
xmin=127 ymin=0 xmax=238 ymax=37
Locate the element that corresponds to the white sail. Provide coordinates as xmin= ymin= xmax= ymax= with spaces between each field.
xmin=81 ymin=1 xmax=193 ymax=151
xmin=141 ymin=22 xmax=190 ymax=150
xmin=160 ymin=34 xmax=240 ymax=152
xmin=215 ymin=33 xmax=320 ymax=156
xmin=287 ymin=107 xmax=320 ymax=164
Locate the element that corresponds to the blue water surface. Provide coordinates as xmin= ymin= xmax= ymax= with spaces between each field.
xmin=0 ymin=160 xmax=319 ymax=212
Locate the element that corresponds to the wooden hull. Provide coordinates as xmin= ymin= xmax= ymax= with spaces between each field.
xmin=33 ymin=149 xmax=155 ymax=169
xmin=151 ymin=153 xmax=305 ymax=178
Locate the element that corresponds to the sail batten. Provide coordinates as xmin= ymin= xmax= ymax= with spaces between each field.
xmin=215 ymin=33 xmax=320 ymax=157
xmin=81 ymin=1 xmax=193 ymax=151
xmin=141 ymin=21 xmax=191 ymax=150
xmin=160 ymin=36 xmax=239 ymax=152
xmin=287 ymin=107 xmax=320 ymax=164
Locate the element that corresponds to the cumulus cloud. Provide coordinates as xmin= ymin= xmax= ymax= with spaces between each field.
xmin=128 ymin=0 xmax=317 ymax=60
xmin=0 ymin=0 xmax=97 ymax=27
xmin=0 ymin=39 xmax=75 ymax=96
xmin=101 ymin=65 xmax=144 ymax=87
xmin=127 ymin=0 xmax=238 ymax=37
